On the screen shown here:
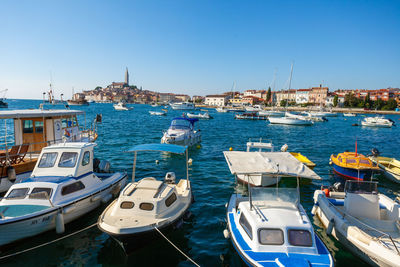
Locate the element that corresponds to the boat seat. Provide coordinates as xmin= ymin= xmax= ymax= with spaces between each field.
xmin=15 ymin=144 xmax=29 ymax=164
xmin=7 ymin=145 xmax=21 ymax=165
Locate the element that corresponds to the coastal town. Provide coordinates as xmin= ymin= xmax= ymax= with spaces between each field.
xmin=77 ymin=69 xmax=400 ymax=110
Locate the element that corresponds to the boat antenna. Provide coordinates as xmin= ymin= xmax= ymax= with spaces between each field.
xmin=248 ymin=174 xmax=253 ymax=211
xmin=132 ymin=151 xmax=137 ymax=182
xmin=355 ymin=138 xmax=358 ymax=157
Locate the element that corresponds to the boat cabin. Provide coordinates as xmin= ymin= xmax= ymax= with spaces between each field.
xmin=169 ymin=117 xmax=198 ymax=130
xmin=0 ymin=109 xmax=93 ymax=154
xmin=110 ymin=177 xmax=185 ymax=218
xmin=236 ymin=187 xmax=319 ymax=255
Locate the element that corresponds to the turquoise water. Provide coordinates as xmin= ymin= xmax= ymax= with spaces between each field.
xmin=0 ymin=99 xmax=399 ymax=266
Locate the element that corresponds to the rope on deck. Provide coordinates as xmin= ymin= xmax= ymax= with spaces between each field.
xmin=0 ymin=222 xmax=97 ymax=260
xmin=154 ymin=226 xmax=200 ymax=267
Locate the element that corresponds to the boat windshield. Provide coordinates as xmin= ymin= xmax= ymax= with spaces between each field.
xmin=345 ymin=180 xmax=378 ymax=195
xmin=251 ymin=187 xmax=299 ymax=206
xmin=170 ymin=119 xmax=192 ymax=130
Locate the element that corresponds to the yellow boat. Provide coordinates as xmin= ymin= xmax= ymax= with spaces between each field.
xmin=330 ymin=152 xmax=379 ymax=180
xmin=290 ymin=152 xmax=316 ymax=169
xmin=370 ymin=156 xmax=400 ymax=184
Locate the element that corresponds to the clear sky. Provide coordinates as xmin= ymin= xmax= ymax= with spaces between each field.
xmin=1 ymin=0 xmax=400 ymax=99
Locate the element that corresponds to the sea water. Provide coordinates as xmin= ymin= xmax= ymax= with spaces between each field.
xmin=0 ymin=99 xmax=399 ymax=267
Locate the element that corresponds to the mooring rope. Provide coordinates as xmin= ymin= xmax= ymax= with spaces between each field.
xmin=0 ymin=222 xmax=97 ymax=260
xmin=154 ymin=227 xmax=200 ymax=267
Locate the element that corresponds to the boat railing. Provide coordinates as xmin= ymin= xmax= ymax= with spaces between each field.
xmin=326 ymin=196 xmax=399 ymax=255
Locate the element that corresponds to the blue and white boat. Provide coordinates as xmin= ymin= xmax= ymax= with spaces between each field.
xmin=223 ymin=151 xmax=333 ymax=266
xmin=161 ymin=117 xmax=201 ymax=146
xmin=0 ymin=142 xmax=127 ymax=246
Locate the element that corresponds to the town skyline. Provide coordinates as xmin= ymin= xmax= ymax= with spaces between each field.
xmin=2 ymin=1 xmax=400 ymax=99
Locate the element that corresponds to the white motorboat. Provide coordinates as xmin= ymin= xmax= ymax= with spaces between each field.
xmin=0 ymin=109 xmax=100 ymax=193
xmin=301 ymin=112 xmax=328 ymax=122
xmin=98 ymin=144 xmax=192 ymax=251
xmin=268 ymin=112 xmax=314 ymax=126
xmin=361 ymin=116 xmax=394 ymax=127
xmin=257 ymin=110 xmax=285 ymax=117
xmin=186 ymin=112 xmax=213 ymax=119
xmin=0 ymin=142 xmax=127 ymax=246
xmin=224 ymin=151 xmax=333 ymax=267
xmin=343 ymin=113 xmax=356 ymax=117
xmin=170 ymin=102 xmax=195 ymax=110
xmin=113 ymin=102 xmax=133 ymax=111
xmin=161 ymin=117 xmax=201 ymax=146
xmin=216 ymin=107 xmax=228 ymax=113
xmin=149 ymin=111 xmax=166 ymax=116
xmin=313 ymin=180 xmax=400 ymax=266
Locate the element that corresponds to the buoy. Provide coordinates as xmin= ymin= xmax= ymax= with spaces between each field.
xmin=323 ymin=188 xmax=330 ymax=197
xmin=229 ymin=147 xmax=233 ymax=151
xmin=196 ymin=144 xmax=201 ymax=149
xmin=326 ymin=218 xmax=335 ymax=235
xmin=56 ymin=212 xmax=65 ymax=234
xmin=155 ymin=160 xmax=159 ymax=164
xmin=223 ymin=229 xmax=230 ymax=239
xmin=188 ymin=158 xmax=193 ymax=164
xmin=311 ymin=204 xmax=318 ymax=215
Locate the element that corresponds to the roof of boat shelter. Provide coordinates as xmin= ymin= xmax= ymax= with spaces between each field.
xmin=0 ymin=109 xmax=85 ymax=119
xmin=127 ymin=143 xmax=187 ymax=154
xmin=223 ymin=151 xmax=321 ymax=179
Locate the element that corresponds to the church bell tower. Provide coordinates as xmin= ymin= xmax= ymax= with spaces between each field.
xmin=125 ymin=67 xmax=129 ymax=86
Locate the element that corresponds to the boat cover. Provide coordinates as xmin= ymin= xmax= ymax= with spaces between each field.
xmin=223 ymin=151 xmax=321 ymax=179
xmin=127 ymin=143 xmax=187 ymax=154
xmin=0 ymin=109 xmax=84 ymax=119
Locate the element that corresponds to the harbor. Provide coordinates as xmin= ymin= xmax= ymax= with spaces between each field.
xmin=0 ymin=99 xmax=398 ymax=266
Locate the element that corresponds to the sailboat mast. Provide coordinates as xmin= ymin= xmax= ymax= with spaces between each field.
xmin=288 ymin=63 xmax=294 ymax=90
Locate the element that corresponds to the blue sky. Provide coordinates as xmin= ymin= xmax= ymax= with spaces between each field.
xmin=1 ymin=0 xmax=399 ymax=99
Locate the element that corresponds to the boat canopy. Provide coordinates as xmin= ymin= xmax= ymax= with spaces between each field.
xmin=0 ymin=109 xmax=84 ymax=119
xmin=223 ymin=151 xmax=321 ymax=180
xmin=127 ymin=143 xmax=187 ymax=154
xmin=172 ymin=117 xmax=198 ymax=125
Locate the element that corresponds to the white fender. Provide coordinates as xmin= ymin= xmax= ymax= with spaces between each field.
xmin=56 ymin=212 xmax=65 ymax=234
xmin=326 ymin=218 xmax=335 ymax=235
xmin=223 ymin=229 xmax=230 ymax=239
xmin=311 ymin=204 xmax=318 ymax=215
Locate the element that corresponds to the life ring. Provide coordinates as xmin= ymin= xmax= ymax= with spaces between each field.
xmin=64 ymin=129 xmax=71 ymax=137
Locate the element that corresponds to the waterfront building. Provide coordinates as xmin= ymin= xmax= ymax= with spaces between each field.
xmin=325 ymin=93 xmax=335 ymax=107
xmin=192 ymin=95 xmax=205 ymax=103
xmin=295 ymin=89 xmax=311 ymax=104
xmin=275 ymin=89 xmax=296 ymax=106
xmin=309 ymin=86 xmax=329 ymax=105
xmin=158 ymin=93 xmax=177 ymax=103
xmin=241 ymin=96 xmax=264 ymax=105
xmin=174 ymin=94 xmax=191 ymax=102
xmin=204 ymin=95 xmax=228 ymax=106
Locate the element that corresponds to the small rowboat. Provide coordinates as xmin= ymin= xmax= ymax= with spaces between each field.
xmin=370 ymin=156 xmax=400 ymax=183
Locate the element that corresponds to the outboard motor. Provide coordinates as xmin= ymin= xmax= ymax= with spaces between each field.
xmin=371 ymin=148 xmax=380 ymax=157
xmin=96 ymin=114 xmax=102 ymax=123
xmin=280 ymin=144 xmax=288 ymax=152
xmin=389 ymin=118 xmax=395 ymax=125
xmin=165 ymin=172 xmax=176 ymax=184
xmin=98 ymin=160 xmax=110 ymax=173
xmin=329 ymin=181 xmax=344 ymax=192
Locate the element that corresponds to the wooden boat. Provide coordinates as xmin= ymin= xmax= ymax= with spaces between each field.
xmin=98 ymin=144 xmax=192 ymax=252
xmin=224 ymin=151 xmax=333 ymax=267
xmin=0 ymin=142 xmax=127 ymax=246
xmin=313 ymin=180 xmax=400 ymax=266
xmin=330 ymin=151 xmax=380 ymax=180
xmin=370 ymin=156 xmax=400 ymax=183
xmin=0 ymin=109 xmax=100 ymax=193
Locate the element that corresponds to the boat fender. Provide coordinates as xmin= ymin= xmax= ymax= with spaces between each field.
xmin=225 ymin=202 xmax=228 ymax=208
xmin=323 ymin=188 xmax=330 ymax=197
xmin=101 ymin=194 xmax=112 ymax=204
xmin=91 ymin=194 xmax=102 ymax=202
xmin=229 ymin=147 xmax=233 ymax=151
xmin=326 ymin=218 xmax=335 ymax=235
xmin=280 ymin=144 xmax=288 ymax=152
xmin=7 ymin=166 xmax=16 ymax=181
xmin=223 ymin=229 xmax=230 ymax=239
xmin=188 ymin=158 xmax=193 ymax=164
xmin=311 ymin=204 xmax=318 ymax=215
xmin=56 ymin=212 xmax=65 ymax=234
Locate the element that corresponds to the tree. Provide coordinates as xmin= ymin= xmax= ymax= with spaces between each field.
xmin=373 ymin=99 xmax=385 ymax=110
xmin=266 ymin=87 xmax=272 ymax=103
xmin=280 ymin=100 xmax=287 ymax=107
xmin=382 ymin=99 xmax=398 ymax=110
xmin=94 ymin=86 xmax=102 ymax=90
xmin=333 ymin=95 xmax=338 ymax=107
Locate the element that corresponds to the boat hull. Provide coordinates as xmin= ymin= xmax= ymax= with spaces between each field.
xmin=0 ymin=173 xmax=127 ymax=246
xmin=268 ymin=117 xmax=313 ymax=126
xmin=331 ymin=162 xmax=374 ymax=180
